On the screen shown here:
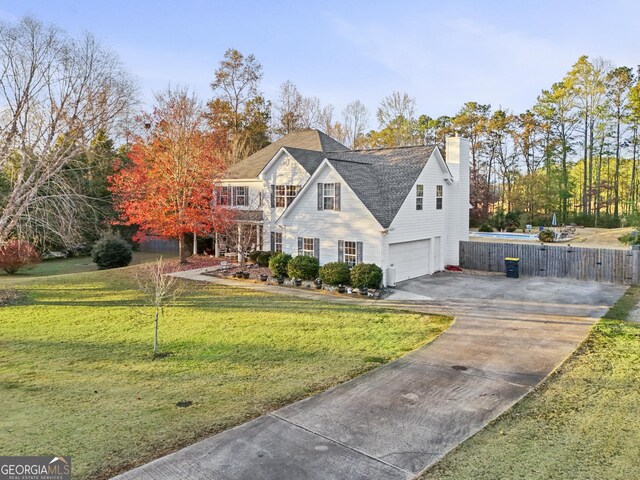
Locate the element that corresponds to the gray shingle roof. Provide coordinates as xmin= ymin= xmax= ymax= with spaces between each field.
xmin=226 ymin=129 xmax=348 ymax=179
xmin=326 ymin=145 xmax=436 ymax=228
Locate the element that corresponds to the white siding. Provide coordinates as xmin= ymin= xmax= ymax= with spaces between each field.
xmin=386 ymin=150 xmax=449 ymax=279
xmin=279 ymin=166 xmax=383 ymax=266
xmin=260 ymin=150 xmax=311 ymax=249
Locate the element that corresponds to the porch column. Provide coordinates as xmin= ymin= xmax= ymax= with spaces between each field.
xmin=214 ymin=233 xmax=219 ymax=257
xmin=193 ymin=232 xmax=197 ymax=256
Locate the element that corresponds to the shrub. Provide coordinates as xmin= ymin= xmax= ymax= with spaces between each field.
xmin=269 ymin=252 xmax=292 ymax=278
xmin=91 ymin=233 xmax=133 ymax=269
xmin=319 ymin=262 xmax=351 ymax=286
xmin=0 ymin=240 xmax=40 ymax=274
xmin=287 ymin=255 xmax=319 ymax=280
xmin=478 ymin=223 xmax=493 ymax=232
xmin=248 ymin=250 xmax=262 ymax=263
xmin=505 ymin=225 xmax=517 ymax=232
xmin=619 ymin=230 xmax=640 ymax=246
xmin=256 ymin=251 xmax=273 ymax=267
xmin=350 ymin=263 xmax=383 ymax=289
xmin=538 ymin=229 xmax=555 ymax=242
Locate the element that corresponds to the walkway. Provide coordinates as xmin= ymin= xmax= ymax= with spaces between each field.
xmin=114 ymin=270 xmax=625 ymax=480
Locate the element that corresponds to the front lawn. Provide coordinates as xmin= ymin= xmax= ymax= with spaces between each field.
xmin=421 ymin=286 xmax=640 ymax=480
xmin=0 ymin=266 xmax=450 ymax=479
xmin=0 ymin=251 xmax=177 ymax=278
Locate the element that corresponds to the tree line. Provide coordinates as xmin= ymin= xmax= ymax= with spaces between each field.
xmin=3 ymin=16 xmax=640 ymax=257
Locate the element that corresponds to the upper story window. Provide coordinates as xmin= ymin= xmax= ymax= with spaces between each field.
xmin=416 ymin=184 xmax=424 ymax=210
xmin=234 ymin=186 xmax=247 ymax=206
xmin=317 ymin=182 xmax=341 ymax=211
xmin=436 ymin=185 xmax=443 ymax=210
xmin=217 ymin=186 xmax=249 ymax=207
xmin=274 ymin=185 xmax=300 ymax=208
xmin=219 ymin=186 xmax=230 ymax=206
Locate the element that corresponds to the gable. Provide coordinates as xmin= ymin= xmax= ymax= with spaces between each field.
xmin=259 ymin=149 xmax=310 ymax=186
xmin=225 ymin=129 xmax=348 ymax=179
xmin=278 ymin=161 xmax=383 ymax=229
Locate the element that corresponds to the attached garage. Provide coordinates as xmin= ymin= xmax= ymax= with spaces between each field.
xmin=389 ymin=239 xmax=432 ymax=283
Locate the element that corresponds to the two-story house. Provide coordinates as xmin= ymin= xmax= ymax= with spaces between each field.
xmin=218 ymin=129 xmax=469 ymax=286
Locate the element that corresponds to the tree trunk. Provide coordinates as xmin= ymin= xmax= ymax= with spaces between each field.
xmin=614 ymin=112 xmax=621 ymax=219
xmin=178 ymin=233 xmax=188 ymax=264
xmin=582 ymin=111 xmax=589 ymax=215
xmin=632 ymin=126 xmax=638 ymax=212
xmin=154 ymin=307 xmax=159 ymax=355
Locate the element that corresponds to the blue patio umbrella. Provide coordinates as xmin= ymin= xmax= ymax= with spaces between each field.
xmin=552 ymin=212 xmax=557 ymax=227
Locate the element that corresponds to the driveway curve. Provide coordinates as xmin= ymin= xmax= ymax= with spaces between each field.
xmin=113 ymin=271 xmax=625 ymax=480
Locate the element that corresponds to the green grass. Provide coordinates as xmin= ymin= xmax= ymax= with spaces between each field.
xmin=0 ymin=266 xmax=450 ymax=479
xmin=422 ymin=286 xmax=640 ymax=480
xmin=0 ymin=251 xmax=176 ymax=278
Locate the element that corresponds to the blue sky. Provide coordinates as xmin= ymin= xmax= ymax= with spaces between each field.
xmin=1 ymin=0 xmax=638 ymax=123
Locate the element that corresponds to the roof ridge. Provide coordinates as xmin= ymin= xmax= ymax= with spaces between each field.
xmin=326 ymin=157 xmax=372 ymax=165
xmin=336 ymin=144 xmax=437 ymax=153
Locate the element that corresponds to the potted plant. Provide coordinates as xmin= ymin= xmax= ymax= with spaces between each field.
xmin=314 ymin=278 xmax=323 ymax=289
xmin=242 ymin=271 xmax=250 ymax=279
xmin=235 ymin=271 xmax=243 ymax=278
xmin=276 ymin=276 xmax=285 ymax=285
xmin=359 ymin=286 xmax=368 ymax=296
xmin=259 ymin=273 xmax=268 ymax=282
xmin=337 ymin=284 xmax=346 ymax=294
xmin=293 ymin=278 xmax=302 ymax=287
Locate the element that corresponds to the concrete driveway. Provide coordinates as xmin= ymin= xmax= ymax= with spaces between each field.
xmin=114 ymin=271 xmax=625 ymax=480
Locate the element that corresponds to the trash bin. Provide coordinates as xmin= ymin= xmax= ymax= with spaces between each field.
xmin=505 ymin=257 xmax=520 ymax=278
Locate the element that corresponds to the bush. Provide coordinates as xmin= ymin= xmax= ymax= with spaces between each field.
xmin=269 ymin=252 xmax=292 ymax=278
xmin=538 ymin=229 xmax=555 ymax=242
xmin=248 ymin=250 xmax=262 ymax=263
xmin=0 ymin=240 xmax=40 ymax=274
xmin=478 ymin=223 xmax=493 ymax=232
xmin=319 ymin=262 xmax=351 ymax=286
xmin=91 ymin=233 xmax=133 ymax=269
xmin=505 ymin=225 xmax=517 ymax=232
xmin=287 ymin=255 xmax=319 ymax=280
xmin=256 ymin=251 xmax=272 ymax=267
xmin=350 ymin=263 xmax=383 ymax=289
xmin=619 ymin=230 xmax=640 ymax=246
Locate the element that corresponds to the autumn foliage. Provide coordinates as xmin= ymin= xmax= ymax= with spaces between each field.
xmin=0 ymin=240 xmax=41 ymax=274
xmin=109 ymin=88 xmax=233 ymax=261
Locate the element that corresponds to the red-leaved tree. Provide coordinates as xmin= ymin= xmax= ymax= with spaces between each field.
xmin=110 ymin=87 xmax=233 ymax=263
xmin=0 ymin=240 xmax=41 ymax=274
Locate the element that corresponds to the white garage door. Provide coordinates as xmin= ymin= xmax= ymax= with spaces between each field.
xmin=389 ymin=239 xmax=431 ymax=282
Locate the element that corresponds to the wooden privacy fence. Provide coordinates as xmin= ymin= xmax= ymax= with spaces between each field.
xmin=459 ymin=241 xmax=640 ymax=284
xmin=138 ymin=236 xmax=179 ymax=253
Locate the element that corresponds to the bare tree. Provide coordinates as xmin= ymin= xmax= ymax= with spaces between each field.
xmin=273 ymin=80 xmax=304 ymax=135
xmin=342 ymin=100 xmax=370 ymax=148
xmin=0 ymin=17 xmax=137 ymax=246
xmin=376 ymin=91 xmax=416 ymax=127
xmin=133 ymin=257 xmax=184 ymax=356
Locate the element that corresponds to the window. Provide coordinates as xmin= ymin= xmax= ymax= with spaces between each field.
xmin=317 ymin=182 xmax=341 ymax=211
xmin=219 ymin=186 xmax=230 ymax=206
xmin=271 ymin=232 xmax=282 ymax=252
xmin=302 ymin=237 xmax=315 ymax=256
xmin=338 ymin=240 xmax=362 ymax=266
xmin=416 ymin=184 xmax=424 ymax=210
xmin=436 ymin=185 xmax=443 ymax=210
xmin=298 ymin=237 xmax=319 ymax=259
xmin=235 ymin=186 xmax=247 ymax=206
xmin=323 ymin=183 xmax=335 ymax=210
xmin=274 ymin=185 xmax=300 ymax=208
xmin=217 ymin=186 xmax=249 ymax=206
xmin=344 ymin=241 xmax=357 ymax=267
